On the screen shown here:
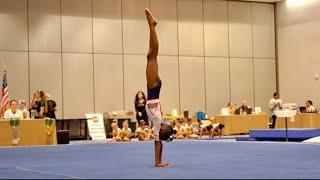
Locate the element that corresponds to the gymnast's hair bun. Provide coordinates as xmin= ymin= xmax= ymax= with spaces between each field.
xmin=159 ymin=123 xmax=176 ymax=141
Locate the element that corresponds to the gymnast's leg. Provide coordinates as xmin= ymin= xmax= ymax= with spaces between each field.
xmin=145 ymin=8 xmax=159 ymax=88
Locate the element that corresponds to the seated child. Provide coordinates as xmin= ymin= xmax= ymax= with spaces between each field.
xmin=188 ymin=118 xmax=200 ymax=139
xmin=199 ymin=120 xmax=213 ymax=138
xmin=135 ymin=120 xmax=153 ymax=141
xmin=173 ymin=120 xmax=187 ymax=139
xmin=111 ymin=120 xmax=122 ymax=142
xmin=181 ymin=119 xmax=191 ymax=136
xmin=121 ymin=120 xmax=132 ymax=141
xmin=149 ymin=126 xmax=155 ymax=140
xmin=200 ymin=123 xmax=225 ymax=138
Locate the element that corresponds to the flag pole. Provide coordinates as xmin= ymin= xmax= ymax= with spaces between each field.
xmin=0 ymin=62 xmax=3 ymax=119
xmin=2 ymin=61 xmax=6 ymax=72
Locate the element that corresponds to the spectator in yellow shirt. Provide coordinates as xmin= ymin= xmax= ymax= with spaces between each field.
xmin=111 ymin=121 xmax=122 ymax=142
xmin=121 ymin=120 xmax=132 ymax=141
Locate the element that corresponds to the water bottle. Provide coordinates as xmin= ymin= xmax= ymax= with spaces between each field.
xmin=31 ymin=110 xmax=35 ymax=119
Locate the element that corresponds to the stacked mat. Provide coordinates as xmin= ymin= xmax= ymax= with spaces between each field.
xmin=248 ymin=128 xmax=320 ymax=141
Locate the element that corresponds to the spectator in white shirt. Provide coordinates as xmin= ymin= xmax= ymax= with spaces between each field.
xmin=306 ymin=100 xmax=317 ymax=113
xmin=18 ymin=100 xmax=30 ymax=119
xmin=269 ymin=92 xmax=282 ymax=128
xmin=4 ymin=100 xmax=24 ymax=120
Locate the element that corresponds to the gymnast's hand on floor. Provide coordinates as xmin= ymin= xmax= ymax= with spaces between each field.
xmin=156 ymin=162 xmax=173 ymax=168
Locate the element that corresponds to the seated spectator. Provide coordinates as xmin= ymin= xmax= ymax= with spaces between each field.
xmin=170 ymin=120 xmax=176 ymax=129
xmin=181 ymin=118 xmax=191 ymax=136
xmin=4 ymin=100 xmax=23 ymax=120
xmin=235 ymin=100 xmax=252 ymax=115
xmin=121 ymin=120 xmax=132 ymax=141
xmin=135 ymin=120 xmax=154 ymax=141
xmin=173 ymin=120 xmax=187 ymax=139
xmin=30 ymin=90 xmax=47 ymax=119
xmin=182 ymin=110 xmax=192 ymax=125
xmin=306 ymin=100 xmax=317 ymax=113
xmin=111 ymin=121 xmax=122 ymax=142
xmin=45 ymin=94 xmax=57 ymax=119
xmin=149 ymin=127 xmax=155 ymax=139
xmin=226 ymin=102 xmax=236 ymax=115
xmin=4 ymin=100 xmax=23 ymax=146
xmin=30 ymin=90 xmax=40 ymax=114
xmin=18 ymin=100 xmax=30 ymax=119
xmin=199 ymin=120 xmax=212 ymax=137
xmin=188 ymin=118 xmax=200 ymax=139
xmin=37 ymin=90 xmax=48 ymax=119
xmin=200 ymin=123 xmax=225 ymax=138
xmin=212 ymin=123 xmax=225 ymax=138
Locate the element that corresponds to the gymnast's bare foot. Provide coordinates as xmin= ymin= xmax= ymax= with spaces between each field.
xmin=145 ymin=8 xmax=157 ymax=27
xmin=155 ymin=162 xmax=173 ymax=168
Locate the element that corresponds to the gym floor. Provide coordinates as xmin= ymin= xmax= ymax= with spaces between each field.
xmin=0 ymin=138 xmax=319 ymax=179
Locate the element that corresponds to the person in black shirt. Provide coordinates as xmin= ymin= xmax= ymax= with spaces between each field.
xmin=235 ymin=100 xmax=252 ymax=115
xmin=134 ymin=91 xmax=148 ymax=125
xmin=36 ymin=90 xmax=47 ymax=118
xmin=45 ymin=94 xmax=57 ymax=119
xmin=29 ymin=90 xmax=47 ymax=118
xmin=30 ymin=90 xmax=41 ymax=118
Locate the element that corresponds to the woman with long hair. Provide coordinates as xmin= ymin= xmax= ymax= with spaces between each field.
xmin=38 ymin=90 xmax=48 ymax=118
xmin=134 ymin=91 xmax=148 ymax=125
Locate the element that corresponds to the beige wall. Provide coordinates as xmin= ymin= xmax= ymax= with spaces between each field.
xmin=0 ymin=0 xmax=276 ymax=119
xmin=277 ymin=0 xmax=320 ymax=108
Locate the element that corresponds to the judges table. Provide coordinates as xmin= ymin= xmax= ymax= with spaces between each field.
xmin=276 ymin=113 xmax=320 ymax=128
xmin=214 ymin=114 xmax=269 ymax=135
xmin=0 ymin=119 xmax=57 ymax=146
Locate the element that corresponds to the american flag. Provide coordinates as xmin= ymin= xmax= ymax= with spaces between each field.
xmin=0 ymin=69 xmax=9 ymax=116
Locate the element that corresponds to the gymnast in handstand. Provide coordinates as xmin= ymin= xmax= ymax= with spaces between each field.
xmin=144 ymin=8 xmax=173 ymax=168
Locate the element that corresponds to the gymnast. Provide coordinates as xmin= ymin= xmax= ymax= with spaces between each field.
xmin=144 ymin=8 xmax=175 ymax=168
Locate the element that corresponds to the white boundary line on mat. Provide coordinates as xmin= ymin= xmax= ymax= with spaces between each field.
xmin=15 ymin=166 xmax=84 ymax=179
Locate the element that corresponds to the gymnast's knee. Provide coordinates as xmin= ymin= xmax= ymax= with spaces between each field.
xmin=147 ymin=51 xmax=157 ymax=61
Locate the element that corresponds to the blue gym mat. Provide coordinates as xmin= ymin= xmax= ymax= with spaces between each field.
xmin=249 ymin=128 xmax=320 ymax=140
xmin=0 ymin=140 xmax=320 ymax=179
